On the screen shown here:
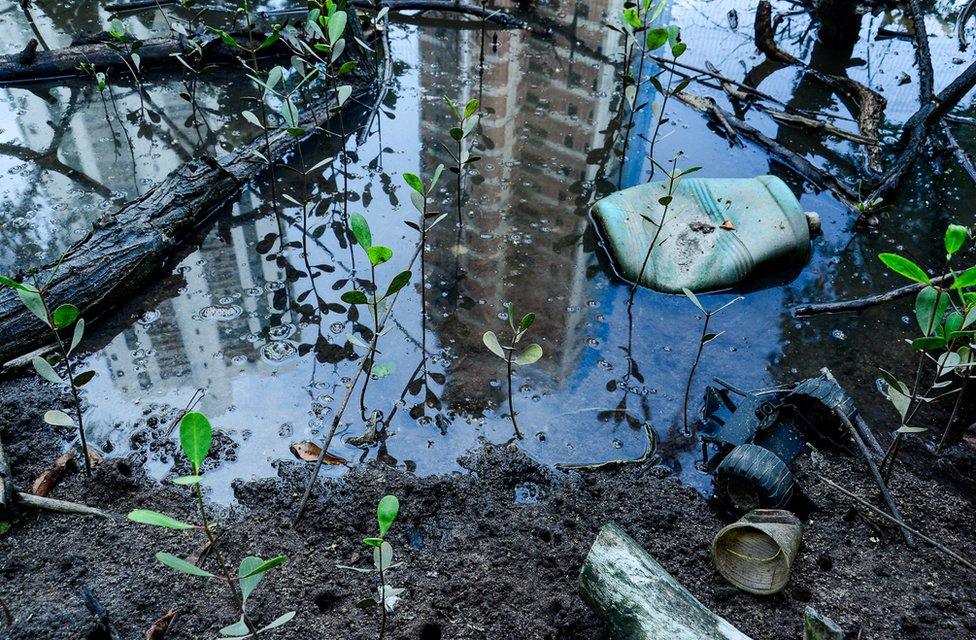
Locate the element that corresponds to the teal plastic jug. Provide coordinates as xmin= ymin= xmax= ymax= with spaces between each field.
xmin=592 ymin=176 xmax=815 ymax=293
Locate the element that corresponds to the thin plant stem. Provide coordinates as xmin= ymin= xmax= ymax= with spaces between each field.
xmin=628 ymin=154 xmax=678 ymax=302
xmin=683 ymin=311 xmax=711 ymax=435
xmin=34 ymin=278 xmax=92 ymax=476
xmin=937 ymin=371 xmax=971 ymax=453
xmin=506 ymin=340 xmax=524 ymax=440
xmin=645 ymin=57 xmax=676 ymax=181
xmin=378 ymin=553 xmax=387 ymax=640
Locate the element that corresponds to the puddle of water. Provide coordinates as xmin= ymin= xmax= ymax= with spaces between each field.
xmin=2 ymin=1 xmax=975 ymax=503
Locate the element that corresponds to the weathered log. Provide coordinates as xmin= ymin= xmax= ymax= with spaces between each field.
xmin=579 ymin=523 xmax=754 ymax=640
xmin=0 ymin=32 xmax=287 ymax=85
xmin=0 ymin=23 xmax=374 ymax=366
xmin=0 ymin=432 xmax=13 ymax=511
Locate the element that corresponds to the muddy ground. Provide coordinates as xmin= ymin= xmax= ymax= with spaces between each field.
xmin=1 ymin=367 xmax=975 ymax=640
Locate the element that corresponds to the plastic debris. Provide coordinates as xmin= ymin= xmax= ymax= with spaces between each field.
xmin=711 ymin=509 xmax=802 ymax=595
xmin=592 ymin=175 xmax=817 ymax=292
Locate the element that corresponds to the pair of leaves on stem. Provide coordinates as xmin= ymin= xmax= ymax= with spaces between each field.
xmin=482 ymin=332 xmax=543 ymax=365
xmin=341 ymin=214 xmax=412 ymax=305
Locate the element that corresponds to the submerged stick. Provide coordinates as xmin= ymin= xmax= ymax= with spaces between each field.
xmin=817 ymin=475 xmax=975 ymax=573
xmin=793 ymin=271 xmax=959 ymax=316
xmin=556 ymin=421 xmax=655 ymax=472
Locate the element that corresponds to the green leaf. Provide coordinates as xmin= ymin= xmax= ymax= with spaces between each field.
xmin=220 ymin=616 xmax=250 ymax=637
xmin=946 ymin=311 xmax=964 ymax=336
xmin=945 ymin=224 xmax=968 ymax=255
xmin=52 ymin=304 xmax=78 ymax=328
xmin=32 ymin=356 xmax=65 ymax=385
xmin=172 ymin=474 xmax=203 ymax=485
xmin=377 ymin=495 xmax=399 ymax=536
xmin=623 ymin=7 xmax=641 ymax=29
xmin=128 ymin=509 xmax=195 ymax=530
xmin=18 ymin=288 xmax=50 ymax=326
xmin=645 ymin=27 xmax=669 ymax=50
xmin=403 ymin=173 xmax=424 ymax=194
xmin=155 ymin=552 xmax=215 ymax=577
xmin=341 ymin=291 xmax=368 ymax=305
xmin=363 ymin=537 xmax=383 ymax=547
xmin=449 ymin=126 xmax=463 ymax=141
xmin=431 ymin=164 xmax=445 ymax=192
xmin=879 ymin=253 xmax=929 ymax=284
xmin=339 ymin=60 xmax=357 ymax=74
xmin=43 ymin=409 xmax=73 ymax=427
xmin=518 ymin=313 xmax=535 ymax=332
xmin=0 ymin=275 xmax=30 ymax=291
xmin=443 ymin=96 xmax=461 ymax=120
xmin=482 ymin=331 xmax=505 ymax=358
xmin=952 ymin=265 xmax=976 ymax=289
xmin=350 ymin=213 xmax=372 ymax=250
xmin=912 ymin=336 xmax=948 ymax=351
xmin=258 ymin=612 xmax=296 ymax=634
xmin=240 ymin=555 xmax=287 ymax=581
xmin=73 ymin=370 xmax=96 ymax=387
xmin=464 ymin=98 xmax=479 ymax=119
xmin=367 ymin=246 xmax=393 ymax=266
xmin=179 ymin=412 xmax=212 ymax=473
xmin=336 ymin=84 xmax=352 ymax=106
xmin=515 ymin=343 xmax=543 ymax=365
xmin=682 ymin=287 xmax=704 ymax=312
xmin=671 ymin=41 xmax=687 ymax=57
xmin=371 ymin=362 xmax=395 ymax=378
xmin=281 ymin=99 xmax=299 ymax=129
xmin=384 ymin=270 xmax=412 ymax=299
xmin=328 ymin=10 xmax=347 ymax=45
xmin=915 ymin=286 xmax=948 ymax=336
xmin=69 ymin=318 xmax=85 ymax=354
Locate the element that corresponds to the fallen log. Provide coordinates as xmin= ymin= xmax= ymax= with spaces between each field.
xmin=579 ymin=523 xmax=754 ymax=640
xmin=0 ymin=19 xmax=375 ymax=366
xmin=0 ymin=31 xmax=287 ymax=85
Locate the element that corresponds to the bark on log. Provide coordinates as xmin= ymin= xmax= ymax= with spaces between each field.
xmin=579 ymin=523 xmax=754 ymax=640
xmin=0 ymin=32 xmax=287 ymax=85
xmin=0 ymin=26 xmax=374 ymax=366
xmin=0 ymin=432 xmax=13 ymax=511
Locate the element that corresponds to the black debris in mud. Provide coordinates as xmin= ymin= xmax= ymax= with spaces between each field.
xmin=1 ymin=369 xmax=975 ymax=640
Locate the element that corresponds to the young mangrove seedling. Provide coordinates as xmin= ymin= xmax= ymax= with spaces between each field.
xmin=681 ymin=289 xmax=742 ymax=435
xmin=105 ymin=18 xmax=147 ymax=118
xmin=629 ymin=153 xmax=699 ymax=302
xmin=403 ymin=165 xmax=447 ymax=398
xmin=442 ymin=97 xmax=481 ymax=226
xmin=483 ymin=304 xmax=543 ymax=439
xmin=341 ymin=214 xmax=413 ymax=418
xmin=128 ymin=412 xmax=294 ymax=638
xmin=1 ymin=272 xmax=95 ymax=475
xmin=341 ymin=495 xmax=403 ymax=640
xmin=645 ymin=26 xmax=688 ymax=180
xmin=876 ymin=224 xmax=976 ymax=470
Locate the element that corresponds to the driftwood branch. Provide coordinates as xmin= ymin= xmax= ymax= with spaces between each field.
xmin=675 ymin=91 xmax=859 ymax=207
xmin=793 ymin=271 xmax=959 ymax=316
xmin=579 ymin=523 xmax=754 ymax=640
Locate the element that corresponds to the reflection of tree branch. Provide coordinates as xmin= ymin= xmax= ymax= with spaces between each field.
xmin=0 ymin=142 xmax=113 ymax=198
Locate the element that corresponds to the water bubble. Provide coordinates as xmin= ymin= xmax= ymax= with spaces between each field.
xmin=268 ymin=323 xmax=295 ymax=340
xmin=198 ymin=304 xmax=243 ymax=321
xmin=138 ymin=310 xmax=161 ymax=326
xmin=261 ymin=340 xmax=298 ymax=363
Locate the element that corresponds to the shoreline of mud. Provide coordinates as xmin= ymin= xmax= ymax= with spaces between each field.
xmin=2 ymin=368 xmax=975 ymax=640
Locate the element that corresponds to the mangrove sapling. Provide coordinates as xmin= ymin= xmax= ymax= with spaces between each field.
xmin=628 ymin=153 xmax=699 ymax=302
xmin=483 ymin=304 xmax=544 ymax=439
xmin=609 ymin=0 xmax=670 ymax=187
xmin=876 ymin=223 xmax=976 ymax=471
xmin=127 ymin=412 xmax=295 ymax=638
xmin=340 ymin=495 xmax=403 ymax=640
xmin=680 ymin=289 xmax=742 ymax=435
xmin=442 ymin=97 xmax=481 ymax=227
xmin=341 ymin=214 xmax=413 ymax=418
xmin=0 ymin=273 xmax=95 ymax=475
xmin=106 ymin=18 xmax=147 ymax=118
xmin=403 ymin=165 xmax=447 ymax=399
xmin=645 ymin=27 xmax=688 ymax=181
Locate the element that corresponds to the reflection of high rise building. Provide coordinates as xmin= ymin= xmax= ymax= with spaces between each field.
xmin=419 ymin=0 xmax=625 ymax=406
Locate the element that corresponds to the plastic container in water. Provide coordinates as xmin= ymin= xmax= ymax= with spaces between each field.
xmin=592 ymin=175 xmax=816 ymax=293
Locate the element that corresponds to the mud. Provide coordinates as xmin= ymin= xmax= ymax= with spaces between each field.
xmin=2 ymin=368 xmax=975 ymax=640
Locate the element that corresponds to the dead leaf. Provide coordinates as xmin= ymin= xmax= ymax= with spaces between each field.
xmin=145 ymin=609 xmax=178 ymax=640
xmin=31 ymin=448 xmax=77 ymax=497
xmin=290 ymin=441 xmax=348 ymax=465
xmin=720 ymin=219 xmax=736 ymax=230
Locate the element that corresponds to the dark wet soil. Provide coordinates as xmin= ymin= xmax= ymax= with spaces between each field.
xmin=1 ymin=368 xmax=975 ymax=640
